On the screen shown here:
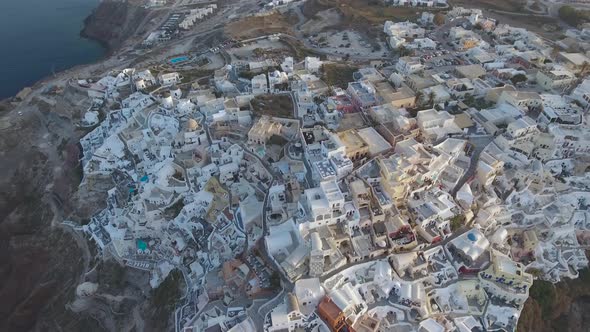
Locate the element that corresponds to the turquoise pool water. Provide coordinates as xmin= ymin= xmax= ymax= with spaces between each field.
xmin=170 ymin=56 xmax=189 ymax=64
xmin=137 ymin=239 xmax=147 ymax=250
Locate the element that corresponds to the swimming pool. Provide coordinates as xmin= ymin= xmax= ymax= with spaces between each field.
xmin=137 ymin=239 xmax=147 ymax=250
xmin=170 ymin=56 xmax=188 ymax=64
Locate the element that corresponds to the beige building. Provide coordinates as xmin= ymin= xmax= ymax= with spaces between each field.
xmin=455 ymin=64 xmax=486 ymax=79
xmin=338 ymin=129 xmax=370 ymax=162
xmin=378 ymin=154 xmax=419 ymax=204
xmin=536 ymin=69 xmax=576 ymax=91
xmin=557 ymin=52 xmax=590 ymax=73
xmin=248 ymin=116 xmax=283 ymax=146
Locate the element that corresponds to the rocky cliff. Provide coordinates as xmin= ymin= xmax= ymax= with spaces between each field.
xmin=518 ymin=267 xmax=590 ymax=332
xmin=81 ymin=0 xmax=149 ymax=51
xmin=0 ymin=86 xmax=97 ymax=331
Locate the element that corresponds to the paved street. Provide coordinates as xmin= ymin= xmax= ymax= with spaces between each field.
xmin=451 ymin=135 xmax=494 ymax=197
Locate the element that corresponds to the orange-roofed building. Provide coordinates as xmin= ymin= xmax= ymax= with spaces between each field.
xmin=318 ymin=296 xmax=346 ymax=332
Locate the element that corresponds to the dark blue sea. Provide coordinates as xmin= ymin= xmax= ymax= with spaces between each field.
xmin=0 ymin=0 xmax=105 ymax=99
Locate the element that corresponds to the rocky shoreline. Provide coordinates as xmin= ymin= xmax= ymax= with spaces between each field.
xmin=2 ymin=0 xmax=148 ymax=103
xmin=80 ymin=0 xmax=149 ymax=53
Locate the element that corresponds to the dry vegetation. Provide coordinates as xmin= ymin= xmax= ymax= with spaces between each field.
xmin=303 ymin=0 xmax=422 ymax=24
xmin=225 ymin=12 xmax=297 ymax=39
xmin=321 ymin=63 xmax=358 ymax=89
xmin=518 ymin=267 xmax=590 ymax=332
xmin=280 ymin=37 xmax=320 ymax=60
xmin=251 ymin=94 xmax=294 ymax=118
xmin=450 ymin=0 xmax=526 ymax=12
xmin=302 ymin=0 xmax=426 ymax=46
xmin=449 ymin=0 xmax=559 ymax=38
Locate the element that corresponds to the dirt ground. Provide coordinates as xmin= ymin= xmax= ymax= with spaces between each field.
xmin=311 ymin=29 xmax=388 ymax=58
xmin=450 ymin=0 xmax=526 ymax=12
xmin=483 ymin=9 xmax=562 ymax=39
xmin=301 ymin=0 xmax=425 ymax=51
xmin=225 ymin=12 xmax=297 ymax=39
xmin=300 ymin=8 xmax=342 ymax=34
xmin=303 ymin=0 xmax=423 ymax=25
xmin=447 ymin=0 xmax=562 ymax=39
xmin=229 ymin=39 xmax=290 ymax=62
xmin=251 ymin=94 xmax=294 ymax=118
xmin=0 ymin=69 xmax=156 ymax=331
xmin=0 ymin=85 xmax=96 ymax=331
xmin=321 ymin=63 xmax=359 ymax=89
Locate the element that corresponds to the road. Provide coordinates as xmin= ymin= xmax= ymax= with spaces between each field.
xmin=429 ymin=18 xmax=468 ymax=52
xmin=117 ymin=0 xmax=260 ymax=68
xmin=450 ymin=135 xmax=494 ymax=197
xmin=248 ymin=291 xmax=284 ymax=329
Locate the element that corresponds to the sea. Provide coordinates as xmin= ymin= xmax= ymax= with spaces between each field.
xmin=0 ymin=0 xmax=105 ymax=99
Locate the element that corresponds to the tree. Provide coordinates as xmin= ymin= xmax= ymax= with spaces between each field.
xmin=433 ymin=13 xmax=446 ymax=26
xmin=463 ymin=94 xmax=475 ymax=107
xmin=269 ymin=271 xmax=281 ymax=290
xmin=414 ymin=90 xmax=424 ymax=107
xmin=427 ymin=91 xmax=436 ymax=107
xmin=510 ymin=73 xmax=528 ymax=85
xmin=558 ymin=5 xmax=590 ymax=26
xmin=397 ymin=46 xmax=412 ymax=57
xmin=450 ymin=215 xmax=465 ymax=231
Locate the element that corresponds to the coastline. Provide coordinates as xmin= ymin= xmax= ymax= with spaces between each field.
xmin=2 ymin=0 xmax=145 ymax=102
xmin=79 ymin=4 xmax=114 ymax=54
xmin=80 ymin=21 xmax=112 ymax=56
xmin=0 ymin=1 xmax=109 ymax=102
xmin=78 ymin=0 xmax=149 ymax=56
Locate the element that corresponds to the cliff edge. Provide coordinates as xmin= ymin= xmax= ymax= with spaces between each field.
xmin=81 ymin=0 xmax=149 ymax=52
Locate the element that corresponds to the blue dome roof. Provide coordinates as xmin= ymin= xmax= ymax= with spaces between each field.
xmin=467 ymin=232 xmax=477 ymax=241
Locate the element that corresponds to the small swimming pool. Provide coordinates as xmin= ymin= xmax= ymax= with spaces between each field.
xmin=170 ymin=56 xmax=188 ymax=64
xmin=137 ymin=239 xmax=148 ymax=250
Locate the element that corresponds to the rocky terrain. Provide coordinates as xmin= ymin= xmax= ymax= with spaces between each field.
xmin=81 ymin=0 xmax=152 ymax=51
xmin=518 ymin=267 xmax=590 ymax=332
xmin=0 ymin=0 xmax=243 ymax=329
xmin=0 ymin=1 xmax=161 ymax=328
xmin=0 ymin=86 xmax=93 ymax=330
xmin=0 ymin=71 xmax=164 ymax=331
